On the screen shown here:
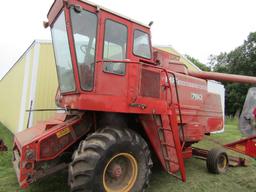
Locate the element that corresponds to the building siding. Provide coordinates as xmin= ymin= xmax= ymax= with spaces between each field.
xmin=18 ymin=48 xmax=33 ymax=132
xmin=0 ymin=41 xmax=58 ymax=133
xmin=22 ymin=47 xmax=35 ymax=130
xmin=0 ymin=54 xmax=26 ymax=133
xmin=32 ymin=43 xmax=58 ymax=125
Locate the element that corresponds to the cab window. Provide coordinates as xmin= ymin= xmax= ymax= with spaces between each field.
xmin=103 ymin=20 xmax=127 ymax=75
xmin=133 ymin=30 xmax=151 ymax=59
xmin=51 ymin=11 xmax=76 ymax=93
xmin=71 ymin=7 xmax=97 ymax=91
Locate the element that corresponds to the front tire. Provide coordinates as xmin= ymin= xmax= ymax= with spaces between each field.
xmin=68 ymin=127 xmax=152 ymax=192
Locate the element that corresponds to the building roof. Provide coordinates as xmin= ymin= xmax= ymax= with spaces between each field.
xmin=155 ymin=45 xmax=201 ymax=72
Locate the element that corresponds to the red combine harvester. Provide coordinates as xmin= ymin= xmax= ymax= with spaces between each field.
xmin=12 ymin=0 xmax=256 ymax=191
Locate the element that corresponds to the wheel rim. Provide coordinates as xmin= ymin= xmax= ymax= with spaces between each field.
xmin=218 ymin=154 xmax=227 ymax=170
xmin=103 ymin=153 xmax=138 ymax=192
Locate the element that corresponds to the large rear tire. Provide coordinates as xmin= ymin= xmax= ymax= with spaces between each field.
xmin=68 ymin=127 xmax=152 ymax=192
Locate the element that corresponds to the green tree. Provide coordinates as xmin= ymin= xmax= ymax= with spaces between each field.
xmin=209 ymin=32 xmax=256 ymax=116
xmin=185 ymin=55 xmax=211 ymax=71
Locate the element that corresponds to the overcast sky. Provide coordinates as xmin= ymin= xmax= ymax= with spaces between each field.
xmin=0 ymin=0 xmax=256 ymax=79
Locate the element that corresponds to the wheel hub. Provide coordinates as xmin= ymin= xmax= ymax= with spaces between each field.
xmin=218 ymin=155 xmax=227 ymax=169
xmin=109 ymin=164 xmax=122 ymax=179
xmin=103 ymin=153 xmax=138 ymax=192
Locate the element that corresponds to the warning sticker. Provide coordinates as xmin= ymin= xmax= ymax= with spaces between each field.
xmin=56 ymin=127 xmax=71 ymax=138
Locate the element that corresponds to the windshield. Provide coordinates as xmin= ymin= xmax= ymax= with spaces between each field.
xmin=70 ymin=7 xmax=97 ymax=91
xmin=51 ymin=11 xmax=76 ymax=93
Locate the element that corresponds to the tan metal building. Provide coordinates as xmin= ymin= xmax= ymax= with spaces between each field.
xmin=0 ymin=40 xmax=58 ymax=133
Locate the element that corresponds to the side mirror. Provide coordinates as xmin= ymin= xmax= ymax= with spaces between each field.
xmin=43 ymin=21 xmax=49 ymax=28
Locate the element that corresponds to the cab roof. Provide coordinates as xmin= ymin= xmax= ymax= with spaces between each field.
xmin=78 ymin=0 xmax=150 ymax=28
xmin=48 ymin=0 xmax=150 ymax=29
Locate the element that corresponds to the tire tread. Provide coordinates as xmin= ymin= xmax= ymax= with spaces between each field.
xmin=69 ymin=127 xmax=152 ymax=192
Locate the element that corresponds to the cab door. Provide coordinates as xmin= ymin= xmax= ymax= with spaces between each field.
xmin=95 ymin=11 xmax=131 ymax=96
xmin=127 ymin=24 xmax=168 ymax=114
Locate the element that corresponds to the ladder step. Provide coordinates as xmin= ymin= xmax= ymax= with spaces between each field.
xmin=156 ymin=71 xmax=186 ymax=181
xmin=159 ymin=127 xmax=173 ymax=132
xmin=164 ymin=158 xmax=178 ymax=164
xmin=161 ymin=142 xmax=175 ymax=148
xmin=160 ymin=113 xmax=186 ymax=181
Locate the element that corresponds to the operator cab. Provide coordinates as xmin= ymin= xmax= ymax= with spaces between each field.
xmin=47 ymin=0 xmax=171 ymax=114
xmin=47 ymin=0 xmax=210 ymax=119
xmin=48 ymin=0 xmax=153 ymax=93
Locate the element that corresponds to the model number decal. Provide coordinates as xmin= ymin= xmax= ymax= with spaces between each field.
xmin=168 ymin=77 xmax=207 ymax=90
xmin=191 ymin=93 xmax=203 ymax=101
xmin=56 ymin=127 xmax=71 ymax=138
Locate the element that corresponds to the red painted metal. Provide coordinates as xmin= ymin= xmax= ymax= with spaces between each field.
xmin=47 ymin=0 xmax=64 ymax=26
xmin=224 ymin=135 xmax=256 ymax=158
xmin=13 ymin=112 xmax=91 ymax=188
xmin=182 ymin=147 xmax=193 ymax=159
xmin=13 ymin=0 xmax=256 ymax=189
xmin=253 ymin=108 xmax=256 ymax=118
xmin=165 ymin=108 xmax=186 ymax=181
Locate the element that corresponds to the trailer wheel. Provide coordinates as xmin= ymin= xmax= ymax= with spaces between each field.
xmin=68 ymin=127 xmax=152 ymax=192
xmin=206 ymin=148 xmax=228 ymax=174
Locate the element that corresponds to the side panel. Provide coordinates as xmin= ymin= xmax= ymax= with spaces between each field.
xmin=13 ymin=113 xmax=91 ymax=189
xmin=207 ymin=80 xmax=225 ymax=133
xmin=170 ymin=73 xmax=223 ymax=137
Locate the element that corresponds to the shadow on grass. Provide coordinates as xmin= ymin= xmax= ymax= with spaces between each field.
xmin=27 ymin=171 xmax=69 ymax=192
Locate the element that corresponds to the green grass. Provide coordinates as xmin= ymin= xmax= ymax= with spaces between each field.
xmin=0 ymin=119 xmax=256 ymax=192
xmin=0 ymin=122 xmax=19 ymax=192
